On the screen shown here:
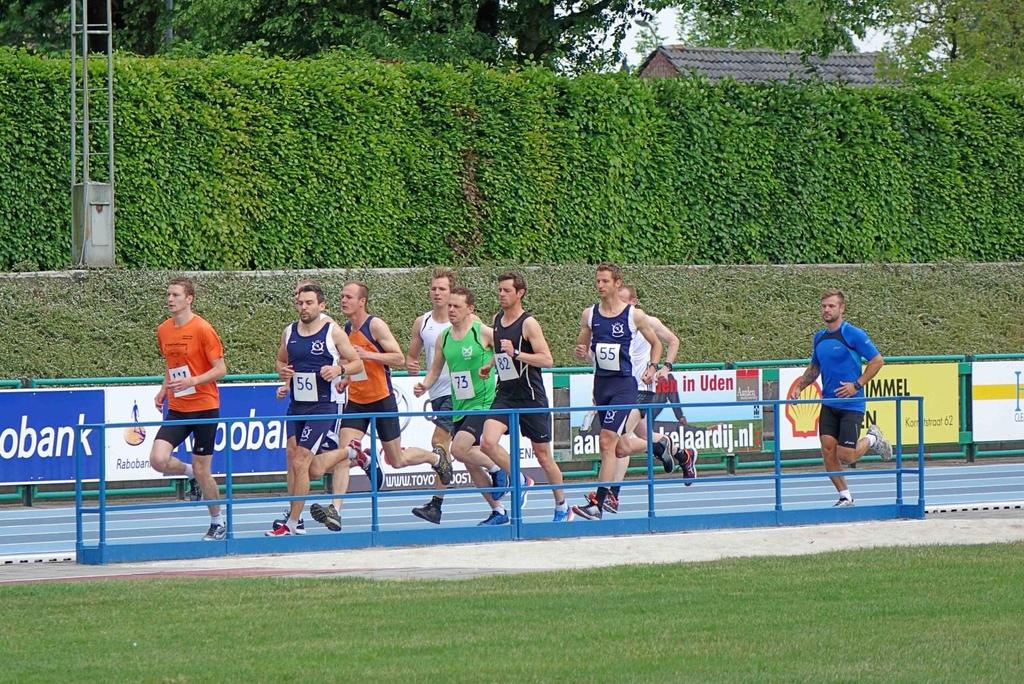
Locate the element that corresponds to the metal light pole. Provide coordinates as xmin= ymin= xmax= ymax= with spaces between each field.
xmin=70 ymin=0 xmax=116 ymax=267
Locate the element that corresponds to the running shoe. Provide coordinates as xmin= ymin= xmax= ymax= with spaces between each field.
xmin=477 ymin=510 xmax=510 ymax=526
xmin=201 ymin=523 xmax=226 ymax=541
xmin=352 ymin=443 xmax=385 ymax=490
xmin=187 ymin=478 xmax=202 ymax=502
xmin=412 ymin=498 xmax=443 ymax=525
xmin=552 ymin=508 xmax=575 ymax=523
xmin=431 ymin=445 xmax=454 ymax=486
xmin=519 ymin=475 xmax=534 ymax=512
xmin=680 ymin=448 xmax=698 ymax=484
xmin=272 ymin=513 xmax=306 ymax=535
xmin=490 ymin=469 xmax=509 ymax=501
xmin=833 ymin=497 xmax=855 ymax=508
xmin=265 ymin=522 xmax=296 ymax=536
xmin=866 ymin=424 xmax=893 ymax=461
xmin=310 ymin=502 xmax=342 ymax=531
xmin=571 ymin=500 xmax=603 ymax=521
xmin=584 ymin=491 xmax=617 ymax=514
xmin=653 ymin=435 xmax=674 ymax=473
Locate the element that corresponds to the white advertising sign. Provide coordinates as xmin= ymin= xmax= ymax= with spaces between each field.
xmin=972 ymin=361 xmax=1024 ymax=443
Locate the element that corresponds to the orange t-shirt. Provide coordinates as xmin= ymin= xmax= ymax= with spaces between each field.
xmin=157 ymin=314 xmax=224 ymax=412
xmin=345 ymin=316 xmax=392 ymax=405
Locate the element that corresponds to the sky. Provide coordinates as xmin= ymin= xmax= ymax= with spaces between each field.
xmin=621 ymin=8 xmax=892 ymax=66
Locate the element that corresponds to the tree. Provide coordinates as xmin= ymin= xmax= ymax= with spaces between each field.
xmin=675 ymin=0 xmax=887 ymax=54
xmin=673 ymin=0 xmax=1024 ymax=80
xmin=173 ymin=0 xmax=669 ymax=72
xmin=1 ymin=1 xmax=168 ymax=54
xmin=0 ymin=0 xmax=673 ymax=72
xmin=879 ymin=0 xmax=1024 ymax=80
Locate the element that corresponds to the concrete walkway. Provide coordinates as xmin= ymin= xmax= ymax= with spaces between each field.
xmin=3 ymin=509 xmax=1022 ymax=584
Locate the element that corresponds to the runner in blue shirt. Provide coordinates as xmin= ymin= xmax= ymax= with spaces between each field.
xmin=790 ymin=289 xmax=893 ymax=507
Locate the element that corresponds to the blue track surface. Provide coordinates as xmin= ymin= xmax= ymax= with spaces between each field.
xmin=3 ymin=461 xmax=1022 ymax=562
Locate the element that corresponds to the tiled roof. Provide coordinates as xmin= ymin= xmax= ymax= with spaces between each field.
xmin=643 ymin=45 xmax=881 ymax=85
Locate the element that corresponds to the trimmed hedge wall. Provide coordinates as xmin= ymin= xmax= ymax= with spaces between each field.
xmin=1 ymin=49 xmax=1024 ymax=270
xmin=0 ymin=263 xmax=1021 ymax=379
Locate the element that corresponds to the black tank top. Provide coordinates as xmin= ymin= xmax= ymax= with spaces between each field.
xmin=492 ymin=311 xmax=547 ymax=403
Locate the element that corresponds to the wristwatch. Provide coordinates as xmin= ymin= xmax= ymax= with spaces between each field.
xmin=662 ymin=362 xmax=673 ymax=371
xmin=512 ymin=349 xmax=521 ymax=360
xmin=854 ymin=380 xmax=863 ymax=391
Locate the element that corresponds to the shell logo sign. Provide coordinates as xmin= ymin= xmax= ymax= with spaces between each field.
xmin=785 ymin=378 xmax=821 ymax=438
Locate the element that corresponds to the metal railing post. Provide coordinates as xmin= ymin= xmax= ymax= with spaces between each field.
xmin=510 ymin=411 xmax=522 ymax=538
xmin=646 ymin=406 xmax=655 ymax=520
xmin=370 ymin=417 xmax=379 ymax=536
xmin=773 ymin=398 xmax=782 ymax=512
xmin=225 ymin=418 xmax=234 ymax=540
xmin=917 ymin=397 xmax=926 ymax=511
xmin=895 ymin=398 xmax=903 ymax=506
xmin=74 ymin=424 xmax=83 ymax=554
xmin=98 ymin=423 xmax=107 ymax=550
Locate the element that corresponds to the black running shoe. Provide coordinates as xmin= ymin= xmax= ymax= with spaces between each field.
xmin=411 ymin=498 xmax=443 ymax=525
xmin=272 ymin=513 xmax=306 ymax=535
xmin=431 ymin=445 xmax=453 ymax=486
xmin=585 ymin=490 xmax=618 ymax=514
xmin=201 ymin=523 xmax=225 ymax=541
xmin=310 ymin=503 xmax=342 ymax=531
xmin=653 ymin=435 xmax=674 ymax=473
xmin=681 ymin=448 xmax=698 ymax=484
xmin=354 ymin=448 xmax=385 ymax=490
xmin=187 ymin=478 xmax=202 ymax=501
xmin=572 ymin=501 xmax=603 ymax=521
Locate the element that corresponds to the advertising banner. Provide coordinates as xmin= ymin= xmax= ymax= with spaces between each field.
xmin=0 ymin=389 xmax=104 ymax=484
xmin=5 ymin=375 xmax=550 ymax=488
xmin=568 ymin=369 xmax=764 ymax=459
xmin=971 ymin=361 xmax=1024 ymax=443
xmin=777 ymin=363 xmax=958 ymax=450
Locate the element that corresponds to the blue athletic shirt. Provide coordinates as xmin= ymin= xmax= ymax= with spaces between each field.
xmin=811 ymin=321 xmax=879 ymax=413
xmin=588 ymin=303 xmax=638 ymax=378
xmin=285 ymin=321 xmax=341 ymax=405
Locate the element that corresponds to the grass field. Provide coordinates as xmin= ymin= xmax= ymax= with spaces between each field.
xmin=3 ymin=543 xmax=1022 ymax=682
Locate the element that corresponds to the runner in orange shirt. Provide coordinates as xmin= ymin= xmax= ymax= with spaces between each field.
xmin=306 ymin=281 xmax=453 ymax=531
xmin=149 ymin=277 xmax=228 ymax=541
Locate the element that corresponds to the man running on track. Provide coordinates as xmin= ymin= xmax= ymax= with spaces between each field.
xmin=571 ymin=264 xmax=662 ymax=521
xmin=305 ymin=281 xmax=454 ymax=531
xmin=789 ymin=289 xmax=892 ymax=507
xmin=266 ymin=283 xmax=363 ymax=537
xmin=414 ymin=287 xmax=507 ymax=524
xmin=479 ymin=271 xmax=572 ymax=523
xmin=149 ymin=277 xmax=228 ymax=541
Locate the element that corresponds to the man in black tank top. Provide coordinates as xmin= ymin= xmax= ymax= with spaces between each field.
xmin=479 ymin=271 xmax=574 ymax=523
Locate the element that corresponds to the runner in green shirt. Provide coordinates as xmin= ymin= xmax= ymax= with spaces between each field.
xmin=414 ymin=287 xmax=507 ymax=524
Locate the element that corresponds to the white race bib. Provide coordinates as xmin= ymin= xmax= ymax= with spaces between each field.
xmin=594 ymin=343 xmax=621 ymax=372
xmin=169 ymin=365 xmax=196 ymax=397
xmin=451 ymin=370 xmax=475 ymax=400
xmin=494 ymin=353 xmax=519 ymax=382
xmin=292 ymin=372 xmax=318 ymax=402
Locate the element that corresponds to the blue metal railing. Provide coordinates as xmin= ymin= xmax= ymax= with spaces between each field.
xmin=72 ymin=395 xmax=925 ymax=564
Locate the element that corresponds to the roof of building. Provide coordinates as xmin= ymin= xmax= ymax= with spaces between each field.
xmin=640 ymin=45 xmax=882 ymax=85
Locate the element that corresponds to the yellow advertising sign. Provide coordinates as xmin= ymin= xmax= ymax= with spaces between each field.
xmin=861 ymin=363 xmax=959 ymax=446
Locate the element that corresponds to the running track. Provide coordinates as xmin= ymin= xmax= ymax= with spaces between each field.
xmin=2 ymin=461 xmax=1023 ymax=563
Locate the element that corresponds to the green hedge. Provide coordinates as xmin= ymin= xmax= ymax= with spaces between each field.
xmin=0 ymin=263 xmax=1020 ymax=379
xmin=1 ymin=50 xmax=1024 ymax=269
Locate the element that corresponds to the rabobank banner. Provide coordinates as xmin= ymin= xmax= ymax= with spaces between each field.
xmin=103 ymin=383 xmax=290 ymax=483
xmin=0 ymin=389 xmax=104 ymax=484
xmin=2 ymin=377 xmax=547 ymax=487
